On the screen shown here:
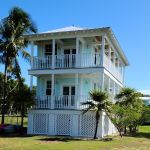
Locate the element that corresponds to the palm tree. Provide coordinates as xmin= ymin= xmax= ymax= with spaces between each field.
xmin=115 ymin=87 xmax=143 ymax=107
xmin=82 ymin=90 xmax=112 ymax=139
xmin=0 ymin=7 xmax=37 ymax=124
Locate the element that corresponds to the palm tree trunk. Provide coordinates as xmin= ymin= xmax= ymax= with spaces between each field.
xmin=20 ymin=101 xmax=25 ymax=135
xmin=1 ymin=63 xmax=8 ymax=124
xmin=119 ymin=129 xmax=123 ymax=137
xmin=124 ymin=125 xmax=127 ymax=134
xmin=94 ymin=112 xmax=100 ymax=139
xmin=21 ymin=102 xmax=24 ymax=128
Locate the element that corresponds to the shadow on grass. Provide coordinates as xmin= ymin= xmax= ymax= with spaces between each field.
xmin=132 ymin=132 xmax=150 ymax=139
xmin=37 ymin=136 xmax=114 ymax=143
xmin=37 ymin=136 xmax=84 ymax=142
xmin=0 ymin=133 xmax=33 ymax=138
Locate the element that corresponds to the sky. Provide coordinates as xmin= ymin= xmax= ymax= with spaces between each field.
xmin=0 ymin=0 xmax=150 ymax=91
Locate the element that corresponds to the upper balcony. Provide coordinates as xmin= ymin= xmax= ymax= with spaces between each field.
xmin=31 ymin=53 xmax=124 ymax=82
xmin=32 ymin=53 xmax=101 ymax=69
xmin=29 ymin=33 xmax=127 ymax=82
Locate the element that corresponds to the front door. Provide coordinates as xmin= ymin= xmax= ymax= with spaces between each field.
xmin=64 ymin=49 xmax=76 ymax=67
xmin=63 ymin=86 xmax=75 ymax=108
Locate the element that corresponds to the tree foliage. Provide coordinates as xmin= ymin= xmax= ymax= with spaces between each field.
xmin=0 ymin=6 xmax=37 ymax=124
xmin=110 ymin=87 xmax=145 ymax=136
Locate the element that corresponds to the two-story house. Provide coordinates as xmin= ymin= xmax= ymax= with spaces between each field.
xmin=26 ymin=26 xmax=129 ymax=138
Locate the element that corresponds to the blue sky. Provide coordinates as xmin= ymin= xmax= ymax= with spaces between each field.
xmin=0 ymin=0 xmax=150 ymax=90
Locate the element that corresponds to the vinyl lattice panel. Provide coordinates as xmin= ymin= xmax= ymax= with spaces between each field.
xmin=80 ymin=114 xmax=96 ymax=137
xmin=33 ymin=114 xmax=48 ymax=134
xmin=56 ymin=114 xmax=71 ymax=135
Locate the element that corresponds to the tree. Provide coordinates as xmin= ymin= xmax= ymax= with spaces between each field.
xmin=11 ymin=83 xmax=35 ymax=127
xmin=110 ymin=104 xmax=126 ymax=137
xmin=82 ymin=90 xmax=112 ymax=139
xmin=137 ymin=106 xmax=150 ymax=126
xmin=0 ymin=72 xmax=19 ymax=114
xmin=0 ymin=7 xmax=37 ymax=124
xmin=115 ymin=87 xmax=142 ymax=107
xmin=115 ymin=87 xmax=143 ymax=134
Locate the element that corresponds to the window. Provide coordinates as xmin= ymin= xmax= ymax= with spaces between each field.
xmin=46 ymin=80 xmax=51 ymax=95
xmin=45 ymin=44 xmax=52 ymax=56
xmin=45 ymin=44 xmax=57 ymax=56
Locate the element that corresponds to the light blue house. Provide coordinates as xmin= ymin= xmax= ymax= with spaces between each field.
xmin=27 ymin=26 xmax=129 ymax=138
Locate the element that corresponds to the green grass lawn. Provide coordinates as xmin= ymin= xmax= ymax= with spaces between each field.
xmin=0 ymin=126 xmax=149 ymax=150
xmin=3 ymin=116 xmax=28 ymax=127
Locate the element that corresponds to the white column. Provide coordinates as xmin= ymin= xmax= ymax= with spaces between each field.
xmin=51 ymin=74 xmax=54 ymax=109
xmin=76 ymin=37 xmax=79 ymax=67
xmin=27 ymin=113 xmax=33 ymax=134
xmin=97 ymin=111 xmax=104 ymax=138
xmin=71 ymin=114 xmax=79 ymax=136
xmin=30 ymin=75 xmax=33 ymax=90
xmin=75 ymin=73 xmax=79 ymax=108
xmin=52 ymin=39 xmax=55 ymax=69
xmin=48 ymin=114 xmax=55 ymax=135
xmin=108 ymin=46 xmax=111 ymax=69
xmin=100 ymin=72 xmax=104 ymax=91
xmin=108 ymin=77 xmax=111 ymax=94
xmin=122 ymin=66 xmax=125 ymax=84
xmin=113 ymin=81 xmax=116 ymax=99
xmin=31 ymin=41 xmax=34 ymax=69
xmin=101 ymin=33 xmax=105 ymax=66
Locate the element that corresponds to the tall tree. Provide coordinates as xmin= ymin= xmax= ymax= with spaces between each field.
xmin=115 ymin=87 xmax=143 ymax=134
xmin=0 ymin=7 xmax=37 ymax=124
xmin=11 ymin=84 xmax=35 ymax=127
xmin=82 ymin=90 xmax=112 ymax=139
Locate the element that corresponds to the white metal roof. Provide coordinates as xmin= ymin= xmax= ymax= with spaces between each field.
xmin=25 ymin=26 xmax=129 ymax=65
xmin=43 ymin=26 xmax=86 ymax=33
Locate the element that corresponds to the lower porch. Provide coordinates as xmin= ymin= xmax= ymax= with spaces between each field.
xmin=32 ymin=72 xmax=122 ymax=110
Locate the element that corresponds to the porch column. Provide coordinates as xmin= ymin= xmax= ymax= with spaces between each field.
xmin=108 ymin=77 xmax=111 ymax=94
xmin=51 ymin=74 xmax=55 ymax=109
xmin=75 ymin=73 xmax=79 ymax=108
xmin=31 ymin=41 xmax=34 ymax=69
xmin=30 ymin=75 xmax=33 ymax=90
xmin=52 ymin=39 xmax=55 ymax=69
xmin=108 ymin=46 xmax=111 ymax=69
xmin=101 ymin=33 xmax=105 ymax=66
xmin=76 ymin=37 xmax=79 ymax=67
xmin=122 ymin=66 xmax=125 ymax=84
xmin=115 ymin=56 xmax=119 ymax=75
xmin=113 ymin=81 xmax=116 ymax=102
xmin=100 ymin=72 xmax=104 ymax=91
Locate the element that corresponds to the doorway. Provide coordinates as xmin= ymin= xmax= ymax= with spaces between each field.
xmin=64 ymin=49 xmax=76 ymax=67
xmin=62 ymin=86 xmax=75 ymax=108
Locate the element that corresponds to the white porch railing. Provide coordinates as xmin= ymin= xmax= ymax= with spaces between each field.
xmin=103 ymin=55 xmax=123 ymax=81
xmin=32 ymin=53 xmax=101 ymax=69
xmin=31 ymin=54 xmax=123 ymax=82
xmin=35 ymin=95 xmax=90 ymax=110
xmin=35 ymin=95 xmax=51 ymax=109
xmin=32 ymin=56 xmax=52 ymax=69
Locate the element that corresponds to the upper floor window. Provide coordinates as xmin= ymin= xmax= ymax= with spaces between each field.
xmin=45 ymin=44 xmax=57 ymax=56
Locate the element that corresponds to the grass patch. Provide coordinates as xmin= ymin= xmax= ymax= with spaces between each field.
xmin=0 ymin=126 xmax=149 ymax=150
xmin=1 ymin=116 xmax=28 ymax=127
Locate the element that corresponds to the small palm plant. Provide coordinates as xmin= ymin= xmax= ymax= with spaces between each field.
xmin=82 ymin=90 xmax=112 ymax=139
